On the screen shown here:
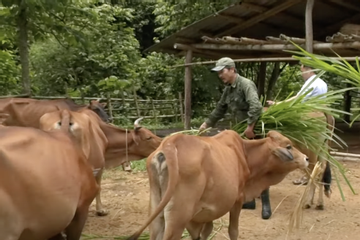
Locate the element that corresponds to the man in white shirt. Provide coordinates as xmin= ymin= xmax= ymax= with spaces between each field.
xmin=267 ymin=64 xmax=328 ymax=185
xmin=267 ymin=64 xmax=327 ymax=105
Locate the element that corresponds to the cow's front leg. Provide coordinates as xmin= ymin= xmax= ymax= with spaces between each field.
xmin=228 ymin=201 xmax=242 ymax=240
xmin=95 ymin=167 xmax=108 ymax=216
xmin=261 ymin=188 xmax=272 ymax=219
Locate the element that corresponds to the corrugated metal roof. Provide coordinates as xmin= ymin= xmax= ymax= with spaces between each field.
xmin=146 ymin=0 xmax=360 ymax=60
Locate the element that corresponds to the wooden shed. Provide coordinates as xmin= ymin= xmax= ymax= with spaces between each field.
xmin=146 ymin=0 xmax=360 ymax=129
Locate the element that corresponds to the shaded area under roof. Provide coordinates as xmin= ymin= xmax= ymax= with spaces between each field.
xmin=146 ymin=0 xmax=360 ymax=60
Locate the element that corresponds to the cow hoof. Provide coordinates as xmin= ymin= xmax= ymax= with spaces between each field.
xmin=315 ymin=205 xmax=324 ymax=210
xmin=96 ymin=209 xmax=109 ymax=216
xmin=304 ymin=204 xmax=311 ymax=209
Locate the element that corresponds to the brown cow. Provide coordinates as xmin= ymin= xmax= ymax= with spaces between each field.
xmin=0 ymin=109 xmax=98 ymax=240
xmin=127 ymin=130 xmax=309 ymax=240
xmin=39 ymin=109 xmax=162 ymax=216
xmin=0 ymin=97 xmax=110 ymax=127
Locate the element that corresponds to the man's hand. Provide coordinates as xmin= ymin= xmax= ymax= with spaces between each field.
xmin=199 ymin=122 xmax=207 ymax=131
xmin=266 ymin=100 xmax=275 ymax=106
xmin=243 ymin=125 xmax=255 ymax=139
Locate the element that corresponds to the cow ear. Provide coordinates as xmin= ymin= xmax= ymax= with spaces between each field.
xmin=273 ymin=147 xmax=293 ymax=161
xmin=100 ymin=102 xmax=107 ymax=108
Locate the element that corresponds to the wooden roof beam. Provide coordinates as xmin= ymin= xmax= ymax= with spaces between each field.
xmin=328 ymin=0 xmax=360 ymax=12
xmin=216 ymin=0 xmax=303 ymax=37
xmin=241 ymin=2 xmax=305 ymax=28
xmin=191 ymin=41 xmax=360 ymax=51
xmin=315 ymin=12 xmax=360 ymax=38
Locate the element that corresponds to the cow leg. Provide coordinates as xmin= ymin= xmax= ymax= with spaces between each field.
xmin=316 ymin=184 xmax=325 ymax=210
xmin=48 ymin=233 xmax=66 ymax=240
xmin=186 ymin=222 xmax=203 ymax=240
xmin=65 ymin=208 xmax=89 ymax=240
xmin=228 ymin=201 xmax=242 ymax=240
xmin=95 ymin=167 xmax=108 ymax=216
xmin=200 ymin=222 xmax=213 ymax=240
xmin=304 ymin=181 xmax=316 ymax=209
xmin=261 ymin=188 xmax=272 ymax=219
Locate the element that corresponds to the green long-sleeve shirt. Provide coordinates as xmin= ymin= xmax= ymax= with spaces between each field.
xmin=205 ymin=74 xmax=262 ymax=127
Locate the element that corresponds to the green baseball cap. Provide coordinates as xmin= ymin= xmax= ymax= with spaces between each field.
xmin=211 ymin=57 xmax=235 ymax=72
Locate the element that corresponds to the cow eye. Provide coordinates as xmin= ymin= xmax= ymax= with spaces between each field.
xmin=286 ymin=144 xmax=292 ymax=150
xmin=146 ymin=136 xmax=152 ymax=140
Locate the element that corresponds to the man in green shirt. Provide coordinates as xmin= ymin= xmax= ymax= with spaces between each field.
xmin=199 ymin=57 xmax=262 ymax=139
xmin=199 ymin=57 xmax=272 ymax=220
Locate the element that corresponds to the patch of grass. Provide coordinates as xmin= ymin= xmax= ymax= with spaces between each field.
xmin=130 ymin=158 xmax=147 ymax=172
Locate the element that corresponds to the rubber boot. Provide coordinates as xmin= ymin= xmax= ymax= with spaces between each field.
xmin=242 ymin=199 xmax=256 ymax=209
xmin=261 ymin=188 xmax=272 ymax=219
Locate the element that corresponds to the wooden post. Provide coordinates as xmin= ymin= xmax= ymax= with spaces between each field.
xmin=344 ymin=83 xmax=352 ymax=122
xmin=184 ymin=50 xmax=192 ymax=130
xmin=305 ymin=0 xmax=315 ymax=53
xmin=178 ymin=92 xmax=184 ymax=123
xmin=174 ymin=99 xmax=178 ymax=122
xmin=257 ymin=62 xmax=266 ymax=99
xmin=133 ymin=87 xmax=141 ymax=118
xmin=106 ymin=92 xmax=113 ymax=123
xmin=151 ymin=98 xmax=158 ymax=128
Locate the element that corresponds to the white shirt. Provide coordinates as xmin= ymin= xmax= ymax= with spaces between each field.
xmin=297 ymin=75 xmax=328 ymax=100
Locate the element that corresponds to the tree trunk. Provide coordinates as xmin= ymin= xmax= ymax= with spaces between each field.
xmin=17 ymin=4 xmax=31 ymax=96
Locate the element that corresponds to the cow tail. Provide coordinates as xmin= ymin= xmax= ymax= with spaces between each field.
xmin=127 ymin=145 xmax=179 ymax=240
xmin=323 ymin=113 xmax=335 ymax=198
xmin=60 ymin=109 xmax=70 ymax=132
xmin=322 ymin=161 xmax=332 ymax=198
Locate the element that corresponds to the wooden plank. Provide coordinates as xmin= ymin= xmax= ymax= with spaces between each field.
xmin=184 ymin=50 xmax=192 ymax=130
xmin=305 ymin=0 xmax=315 ymax=53
xmin=191 ymin=41 xmax=360 ymax=50
xmin=217 ymin=0 xmax=303 ymax=37
xmin=172 ymin=56 xmax=360 ymax=68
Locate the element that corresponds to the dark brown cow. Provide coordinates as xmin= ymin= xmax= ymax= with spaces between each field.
xmin=0 ymin=97 xmax=110 ymax=127
xmin=127 ymin=130 xmax=308 ymax=240
xmin=0 ymin=110 xmax=98 ymax=240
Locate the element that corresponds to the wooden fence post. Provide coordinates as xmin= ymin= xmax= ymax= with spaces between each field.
xmin=178 ymin=92 xmax=184 ymax=123
xmin=106 ymin=92 xmax=113 ymax=122
xmin=133 ymin=88 xmax=140 ymax=118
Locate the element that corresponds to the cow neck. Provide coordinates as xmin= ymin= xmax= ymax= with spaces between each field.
xmin=241 ymin=138 xmax=273 ymax=178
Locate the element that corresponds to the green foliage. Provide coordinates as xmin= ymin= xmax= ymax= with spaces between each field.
xmin=29 ymin=3 xmax=141 ymax=97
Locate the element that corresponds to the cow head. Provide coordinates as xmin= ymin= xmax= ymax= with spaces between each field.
xmin=130 ymin=117 xmax=162 ymax=157
xmin=88 ymin=99 xmax=111 ymax=123
xmin=266 ymin=130 xmax=309 ymax=171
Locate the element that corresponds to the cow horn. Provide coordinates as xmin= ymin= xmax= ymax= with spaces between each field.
xmin=134 ymin=117 xmax=144 ymax=126
xmin=96 ymin=98 xmax=101 ymax=102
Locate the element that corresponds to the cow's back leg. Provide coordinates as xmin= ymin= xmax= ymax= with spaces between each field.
xmin=149 ymin=164 xmax=166 ymax=240
xmin=162 ymin=183 xmax=203 ymax=240
xmin=186 ymin=222 xmax=203 ymax=240
xmin=95 ymin=167 xmax=108 ymax=216
xmin=228 ymin=201 xmax=242 ymax=240
xmin=200 ymin=222 xmax=213 ymax=240
xmin=64 ymin=207 xmax=89 ymax=240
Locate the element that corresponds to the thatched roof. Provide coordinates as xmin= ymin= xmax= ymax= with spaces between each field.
xmin=146 ymin=0 xmax=360 ymax=60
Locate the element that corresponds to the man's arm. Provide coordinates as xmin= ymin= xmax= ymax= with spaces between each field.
xmin=204 ymin=88 xmax=229 ymax=128
xmin=243 ymin=82 xmax=262 ymax=125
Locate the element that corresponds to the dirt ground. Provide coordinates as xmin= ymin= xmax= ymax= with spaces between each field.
xmin=81 ymin=160 xmax=360 ymax=240
xmin=82 ymin=123 xmax=360 ymax=240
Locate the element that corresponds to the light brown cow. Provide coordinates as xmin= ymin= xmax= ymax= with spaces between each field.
xmin=39 ymin=109 xmax=162 ymax=216
xmin=0 ymin=109 xmax=98 ymax=240
xmin=0 ymin=97 xmax=110 ymax=127
xmin=127 ymin=130 xmax=309 ymax=240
